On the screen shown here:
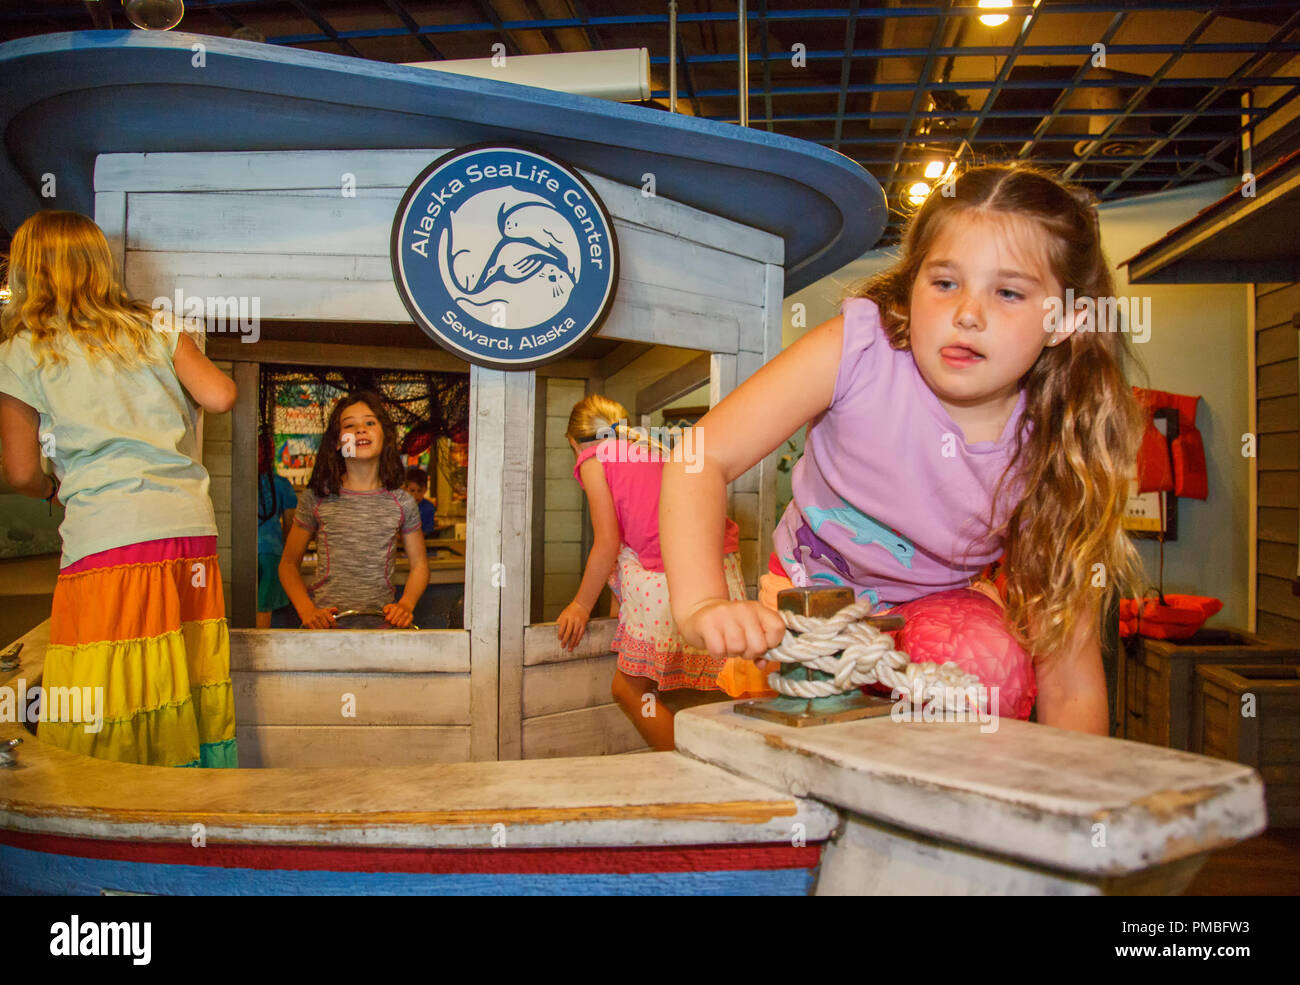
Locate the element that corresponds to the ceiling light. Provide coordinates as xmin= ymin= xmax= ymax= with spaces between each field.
xmin=907 ymin=181 xmax=931 ymax=206
xmin=978 ymin=0 xmax=1011 ymax=27
xmin=924 ymin=160 xmax=945 ymax=179
xmin=123 ymin=0 xmax=185 ymax=31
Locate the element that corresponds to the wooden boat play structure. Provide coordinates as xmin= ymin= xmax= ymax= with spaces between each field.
xmin=0 ymin=31 xmax=1270 ymax=895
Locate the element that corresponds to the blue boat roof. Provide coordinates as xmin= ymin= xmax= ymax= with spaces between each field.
xmin=0 ymin=30 xmax=886 ymax=295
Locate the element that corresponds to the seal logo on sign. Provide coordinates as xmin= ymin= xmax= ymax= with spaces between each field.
xmin=391 ymin=145 xmax=619 ymax=370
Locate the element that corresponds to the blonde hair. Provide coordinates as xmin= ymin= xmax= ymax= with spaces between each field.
xmin=0 ymin=210 xmax=164 ymax=368
xmin=852 ymin=164 xmax=1148 ymax=662
xmin=565 ymin=394 xmax=669 ymax=457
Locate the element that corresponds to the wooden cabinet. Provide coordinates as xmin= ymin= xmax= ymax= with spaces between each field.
xmin=1191 ymin=664 xmax=1300 ymax=827
xmin=1117 ymin=629 xmax=1300 ymax=749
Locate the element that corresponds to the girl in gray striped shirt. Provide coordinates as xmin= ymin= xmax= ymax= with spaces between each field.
xmin=279 ymin=390 xmax=428 ymax=628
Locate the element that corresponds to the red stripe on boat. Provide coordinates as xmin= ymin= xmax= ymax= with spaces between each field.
xmin=0 ymin=830 xmax=821 ymax=874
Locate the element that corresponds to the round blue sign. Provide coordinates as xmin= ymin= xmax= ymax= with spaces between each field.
xmin=391 ymin=144 xmax=619 ymax=370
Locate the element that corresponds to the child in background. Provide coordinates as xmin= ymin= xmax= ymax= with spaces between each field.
xmin=660 ymin=165 xmax=1147 ymax=734
xmin=256 ymin=429 xmax=298 ymax=628
xmin=279 ymin=391 xmax=428 ymax=629
xmin=403 ymin=467 xmax=438 ymax=536
xmin=0 ymin=210 xmax=238 ymax=767
xmin=558 ymin=395 xmax=764 ymax=752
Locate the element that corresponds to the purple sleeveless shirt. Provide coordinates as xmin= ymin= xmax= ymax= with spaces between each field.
xmin=771 ymin=297 xmax=1029 ymax=607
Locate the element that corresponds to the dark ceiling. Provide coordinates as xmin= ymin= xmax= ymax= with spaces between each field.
xmin=2 ymin=1 xmax=1299 ymax=245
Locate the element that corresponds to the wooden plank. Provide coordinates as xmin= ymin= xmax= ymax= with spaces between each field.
xmin=235 ymin=724 xmax=472 ymax=768
xmin=597 ymin=289 xmax=739 ymax=353
xmin=613 ymin=224 xmax=764 ymax=309
xmin=545 ymin=478 xmax=582 ymax=510
xmin=522 ymin=702 xmax=645 ymax=759
xmin=466 ymin=366 xmax=505 ymax=761
xmin=93 ymin=191 xmax=127 ymax=280
xmin=95 ymin=150 xmax=447 ymax=193
xmin=206 ymin=336 xmax=469 ymax=372
xmin=1258 ymin=507 xmax=1298 ymax=544
xmin=1259 ymin=574 xmax=1300 ymax=620
xmin=759 ymin=262 xmax=785 ymax=568
xmin=1259 ymin=432 xmax=1300 ymax=470
xmin=1257 ymin=324 xmax=1298 ymax=367
xmin=1249 ymin=281 xmax=1258 ymax=634
xmin=125 ymin=190 xmax=402 ymax=255
xmin=130 ymin=249 xmax=751 ymax=350
xmin=228 ymin=627 xmax=471 ymax=673
xmin=733 ymin=491 xmax=760 ymax=542
xmin=612 ymin=278 xmax=760 ymax=334
xmin=231 ymin=361 xmax=259 ymax=629
xmin=206 ymin=443 xmax=232 ymax=480
xmin=1258 ymin=395 xmax=1298 ymax=433
xmin=583 ymin=170 xmax=783 ymax=265
xmin=497 ymin=371 xmax=536 ymax=760
xmin=1259 ymin=359 xmax=1298 ymax=399
xmin=634 ymin=352 xmax=711 ymax=417
xmin=522 ymin=654 xmax=619 ymax=718
xmin=1262 ymin=716 xmax=1300 ymax=739
xmin=123 ymin=251 xmax=410 ymax=323
xmin=1258 ymin=471 xmax=1299 ymax=508
xmin=813 ymin=812 xmax=1208 ymax=895
xmin=1258 ymin=611 xmax=1300 ymax=644
xmin=712 ymin=351 xmax=751 ymax=504
xmin=232 ymin=672 xmax=471 ymax=726
xmin=1256 ymin=282 xmax=1300 ymax=331
xmin=675 ymin=700 xmax=1266 ymax=875
xmin=205 ymin=409 xmax=232 ymax=442
xmin=1258 ymin=539 xmax=1299 ymax=578
xmin=97 ymin=151 xmax=784 ymax=265
xmin=531 ymin=379 xmax=548 ymax=624
xmin=524 ymin=617 xmax=618 ymax=666
xmin=1260 ymin=738 xmax=1300 ymax=762
xmin=596 ymin=342 xmax=653 ymax=379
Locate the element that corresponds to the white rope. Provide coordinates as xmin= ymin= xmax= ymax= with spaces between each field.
xmin=766 ymin=599 xmax=986 ymax=713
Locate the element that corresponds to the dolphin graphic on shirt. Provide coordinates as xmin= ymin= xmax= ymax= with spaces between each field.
xmin=794 ymin=521 xmax=851 ymax=577
xmin=781 ymin=554 xmax=880 ymax=604
xmin=805 ymin=501 xmax=915 ymax=569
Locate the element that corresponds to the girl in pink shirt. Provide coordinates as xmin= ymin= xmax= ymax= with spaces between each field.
xmin=557 ymin=395 xmax=760 ymax=750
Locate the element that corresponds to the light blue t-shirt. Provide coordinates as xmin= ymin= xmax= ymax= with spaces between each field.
xmin=0 ymin=325 xmax=217 ymax=568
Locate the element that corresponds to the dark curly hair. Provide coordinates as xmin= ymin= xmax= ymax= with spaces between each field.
xmin=306 ymin=390 xmax=406 ymax=497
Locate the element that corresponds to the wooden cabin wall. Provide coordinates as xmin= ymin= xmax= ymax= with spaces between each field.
xmin=94 ymin=147 xmax=783 ymax=763
xmin=1255 ymin=281 xmax=1300 ymax=640
xmin=541 ymin=379 xmax=588 ymax=623
xmin=207 ymin=360 xmax=235 ymax=618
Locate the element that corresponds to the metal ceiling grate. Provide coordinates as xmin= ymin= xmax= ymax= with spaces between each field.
xmin=3 ymin=1 xmax=1297 ymax=244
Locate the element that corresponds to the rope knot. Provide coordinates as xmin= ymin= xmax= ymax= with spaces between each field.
xmin=767 ymin=602 xmax=986 ymax=713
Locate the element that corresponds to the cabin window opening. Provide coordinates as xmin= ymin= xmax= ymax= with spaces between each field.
xmin=256 ymin=364 xmax=468 ymax=630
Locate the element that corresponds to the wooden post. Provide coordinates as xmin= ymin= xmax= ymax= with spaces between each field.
xmin=498 ymin=371 xmax=535 ymax=760
xmin=231 ymin=361 xmax=259 ymax=628
xmin=466 ymin=366 xmax=505 ymax=761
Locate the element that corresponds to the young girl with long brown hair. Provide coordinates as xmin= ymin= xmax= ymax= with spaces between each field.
xmin=660 ymin=165 xmax=1147 ymax=733
xmin=0 ymin=210 xmax=238 ymax=767
xmin=278 ymin=391 xmax=429 ymax=629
